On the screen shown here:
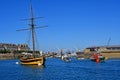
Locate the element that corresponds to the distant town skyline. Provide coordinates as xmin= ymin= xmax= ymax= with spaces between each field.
xmin=0 ymin=0 xmax=120 ymax=51
xmin=0 ymin=43 xmax=30 ymax=51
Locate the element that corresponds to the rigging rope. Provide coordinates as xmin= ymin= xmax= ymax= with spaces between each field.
xmin=35 ymin=31 xmax=40 ymax=51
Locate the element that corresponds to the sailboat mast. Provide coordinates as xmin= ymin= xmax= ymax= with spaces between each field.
xmin=30 ymin=0 xmax=35 ymax=54
xmin=16 ymin=0 xmax=48 ymax=56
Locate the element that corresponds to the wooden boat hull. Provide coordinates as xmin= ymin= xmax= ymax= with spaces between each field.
xmin=20 ymin=57 xmax=45 ymax=65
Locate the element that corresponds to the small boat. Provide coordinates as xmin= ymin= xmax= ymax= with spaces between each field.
xmin=18 ymin=0 xmax=46 ymax=65
xmin=90 ymin=53 xmax=105 ymax=63
xmin=61 ymin=54 xmax=71 ymax=62
xmin=62 ymin=57 xmax=71 ymax=62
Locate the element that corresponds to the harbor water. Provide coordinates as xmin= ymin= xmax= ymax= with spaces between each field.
xmin=0 ymin=58 xmax=120 ymax=80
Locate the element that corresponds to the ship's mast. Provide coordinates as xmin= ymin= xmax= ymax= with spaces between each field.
xmin=107 ymin=37 xmax=111 ymax=46
xmin=30 ymin=0 xmax=35 ymax=54
xmin=17 ymin=0 xmax=47 ymax=56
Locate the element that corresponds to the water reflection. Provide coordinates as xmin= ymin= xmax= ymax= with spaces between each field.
xmin=22 ymin=65 xmax=45 ymax=69
xmin=19 ymin=65 xmax=45 ymax=80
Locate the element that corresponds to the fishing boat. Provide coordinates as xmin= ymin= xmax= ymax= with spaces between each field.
xmin=17 ymin=0 xmax=46 ymax=65
xmin=62 ymin=55 xmax=71 ymax=62
xmin=61 ymin=53 xmax=71 ymax=62
xmin=90 ymin=53 xmax=105 ymax=63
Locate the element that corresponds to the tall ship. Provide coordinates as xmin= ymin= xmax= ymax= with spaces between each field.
xmin=17 ymin=0 xmax=46 ymax=65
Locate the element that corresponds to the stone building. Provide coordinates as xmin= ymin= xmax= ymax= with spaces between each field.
xmin=84 ymin=45 xmax=120 ymax=53
xmin=84 ymin=45 xmax=120 ymax=58
xmin=18 ymin=44 xmax=30 ymax=51
xmin=0 ymin=43 xmax=30 ymax=51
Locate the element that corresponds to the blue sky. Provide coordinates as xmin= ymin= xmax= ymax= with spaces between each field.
xmin=0 ymin=0 xmax=120 ymax=51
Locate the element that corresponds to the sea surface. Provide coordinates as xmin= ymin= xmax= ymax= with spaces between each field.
xmin=0 ymin=58 xmax=120 ymax=80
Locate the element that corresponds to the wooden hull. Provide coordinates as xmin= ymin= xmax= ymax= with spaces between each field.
xmin=20 ymin=57 xmax=45 ymax=65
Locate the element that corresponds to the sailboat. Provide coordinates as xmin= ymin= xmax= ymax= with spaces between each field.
xmin=17 ymin=0 xmax=46 ymax=65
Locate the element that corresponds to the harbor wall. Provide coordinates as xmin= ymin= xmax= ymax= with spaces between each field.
xmin=0 ymin=53 xmax=21 ymax=60
xmin=0 ymin=52 xmax=120 ymax=60
xmin=101 ymin=53 xmax=120 ymax=59
xmin=78 ymin=52 xmax=120 ymax=59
